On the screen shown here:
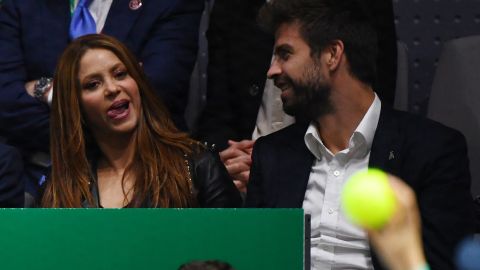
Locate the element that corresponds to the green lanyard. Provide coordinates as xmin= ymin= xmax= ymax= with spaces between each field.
xmin=69 ymin=0 xmax=76 ymax=15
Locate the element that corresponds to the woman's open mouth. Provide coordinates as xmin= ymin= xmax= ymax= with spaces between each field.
xmin=107 ymin=99 xmax=130 ymax=120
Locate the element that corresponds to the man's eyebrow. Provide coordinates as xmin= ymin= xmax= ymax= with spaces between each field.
xmin=273 ymin=44 xmax=293 ymax=55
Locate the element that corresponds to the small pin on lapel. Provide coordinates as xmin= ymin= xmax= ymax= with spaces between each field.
xmin=389 ymin=150 xmax=395 ymax=160
xmin=129 ymin=0 xmax=142 ymax=10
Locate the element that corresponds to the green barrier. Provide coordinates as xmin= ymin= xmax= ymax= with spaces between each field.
xmin=0 ymin=209 xmax=305 ymax=270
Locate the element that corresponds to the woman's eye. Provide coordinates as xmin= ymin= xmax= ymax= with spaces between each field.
xmin=115 ymin=70 xmax=128 ymax=80
xmin=83 ymin=81 xmax=100 ymax=90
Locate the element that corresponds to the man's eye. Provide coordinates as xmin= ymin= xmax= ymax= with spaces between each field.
xmin=83 ymin=81 xmax=100 ymax=90
xmin=278 ymin=51 xmax=290 ymax=60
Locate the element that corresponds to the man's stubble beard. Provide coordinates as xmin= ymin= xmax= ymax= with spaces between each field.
xmin=282 ymin=63 xmax=334 ymax=121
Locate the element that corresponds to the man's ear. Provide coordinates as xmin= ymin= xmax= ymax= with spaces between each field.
xmin=325 ymin=40 xmax=344 ymax=71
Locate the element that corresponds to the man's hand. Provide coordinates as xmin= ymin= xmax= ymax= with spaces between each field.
xmin=219 ymin=140 xmax=255 ymax=193
xmin=25 ymin=79 xmax=53 ymax=103
xmin=25 ymin=80 xmax=36 ymax=97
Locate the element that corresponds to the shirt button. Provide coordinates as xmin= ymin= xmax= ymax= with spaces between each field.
xmin=333 ymin=170 xmax=340 ymax=177
xmin=328 ymin=208 xmax=334 ymax=214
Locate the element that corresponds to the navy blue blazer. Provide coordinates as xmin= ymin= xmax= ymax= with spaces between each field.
xmin=0 ymin=143 xmax=24 ymax=207
xmin=246 ymin=107 xmax=475 ymax=270
xmin=0 ymin=0 xmax=203 ymax=153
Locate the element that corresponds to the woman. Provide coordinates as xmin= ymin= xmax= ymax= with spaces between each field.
xmin=41 ymin=34 xmax=242 ymax=208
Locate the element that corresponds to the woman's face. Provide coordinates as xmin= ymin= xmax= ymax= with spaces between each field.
xmin=78 ymin=48 xmax=141 ymax=138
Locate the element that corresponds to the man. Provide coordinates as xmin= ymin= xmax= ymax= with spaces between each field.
xmin=0 ymin=0 xmax=203 ymax=201
xmin=245 ymin=0 xmax=475 ymax=269
xmin=194 ymin=0 xmax=397 ymax=192
xmin=0 ymin=143 xmax=24 ymax=207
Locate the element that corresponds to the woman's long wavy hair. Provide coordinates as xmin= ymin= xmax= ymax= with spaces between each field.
xmin=42 ymin=34 xmax=196 ymax=208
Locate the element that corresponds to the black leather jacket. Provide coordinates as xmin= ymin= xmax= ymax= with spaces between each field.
xmin=87 ymin=145 xmax=242 ymax=208
xmin=38 ymin=146 xmax=242 ymax=208
xmin=187 ymin=145 xmax=243 ymax=207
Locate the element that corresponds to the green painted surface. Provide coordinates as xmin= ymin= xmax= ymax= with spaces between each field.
xmin=0 ymin=209 xmax=304 ymax=270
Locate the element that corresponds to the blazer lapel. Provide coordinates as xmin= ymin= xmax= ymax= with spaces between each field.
xmin=368 ymin=107 xmax=407 ymax=270
xmin=102 ymin=0 xmax=143 ymax=41
xmin=276 ymin=123 xmax=315 ymax=208
xmin=45 ymin=0 xmax=70 ymax=24
xmin=369 ymin=107 xmax=403 ymax=175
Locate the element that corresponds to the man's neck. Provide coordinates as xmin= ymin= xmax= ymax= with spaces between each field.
xmin=315 ymin=84 xmax=375 ymax=154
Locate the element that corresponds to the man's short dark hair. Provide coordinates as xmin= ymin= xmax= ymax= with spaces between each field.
xmin=259 ymin=0 xmax=378 ymax=87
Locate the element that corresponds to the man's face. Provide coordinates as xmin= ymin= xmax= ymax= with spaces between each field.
xmin=267 ymin=22 xmax=333 ymax=119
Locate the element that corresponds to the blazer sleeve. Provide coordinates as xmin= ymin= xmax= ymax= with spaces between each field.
xmin=0 ymin=144 xmax=25 ymax=207
xmin=245 ymin=137 xmax=265 ymax=207
xmin=416 ymin=129 xmax=475 ymax=269
xmin=139 ymin=0 xmax=204 ymax=130
xmin=0 ymin=0 xmax=50 ymax=152
xmin=191 ymin=147 xmax=242 ymax=208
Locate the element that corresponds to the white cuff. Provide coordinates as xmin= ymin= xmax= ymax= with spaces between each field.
xmin=47 ymin=88 xmax=53 ymax=107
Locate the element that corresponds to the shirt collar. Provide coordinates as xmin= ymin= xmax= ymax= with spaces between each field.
xmin=355 ymin=92 xmax=381 ymax=152
xmin=304 ymin=93 xmax=381 ymax=159
xmin=304 ymin=123 xmax=326 ymax=160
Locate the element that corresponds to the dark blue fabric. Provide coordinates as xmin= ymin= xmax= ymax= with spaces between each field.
xmin=0 ymin=144 xmax=24 ymax=207
xmin=69 ymin=0 xmax=96 ymax=39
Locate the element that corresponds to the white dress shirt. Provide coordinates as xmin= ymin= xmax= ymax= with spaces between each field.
xmin=88 ymin=0 xmax=113 ymax=33
xmin=303 ymin=94 xmax=381 ymax=269
xmin=71 ymin=0 xmax=112 ymax=33
xmin=252 ymin=76 xmax=295 ymax=139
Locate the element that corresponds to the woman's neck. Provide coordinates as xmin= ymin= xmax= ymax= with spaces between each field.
xmin=94 ymin=131 xmax=137 ymax=208
xmin=96 ymin=131 xmax=136 ymax=174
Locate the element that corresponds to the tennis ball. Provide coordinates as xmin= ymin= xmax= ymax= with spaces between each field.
xmin=341 ymin=168 xmax=397 ymax=229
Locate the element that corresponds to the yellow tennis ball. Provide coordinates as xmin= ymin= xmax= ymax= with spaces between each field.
xmin=341 ymin=168 xmax=397 ymax=229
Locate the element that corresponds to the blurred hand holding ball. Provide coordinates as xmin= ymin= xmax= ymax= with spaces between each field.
xmin=356 ymin=172 xmax=427 ymax=270
xmin=341 ymin=168 xmax=397 ymax=229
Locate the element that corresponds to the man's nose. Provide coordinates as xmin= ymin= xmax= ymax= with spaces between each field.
xmin=267 ymin=59 xmax=281 ymax=79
